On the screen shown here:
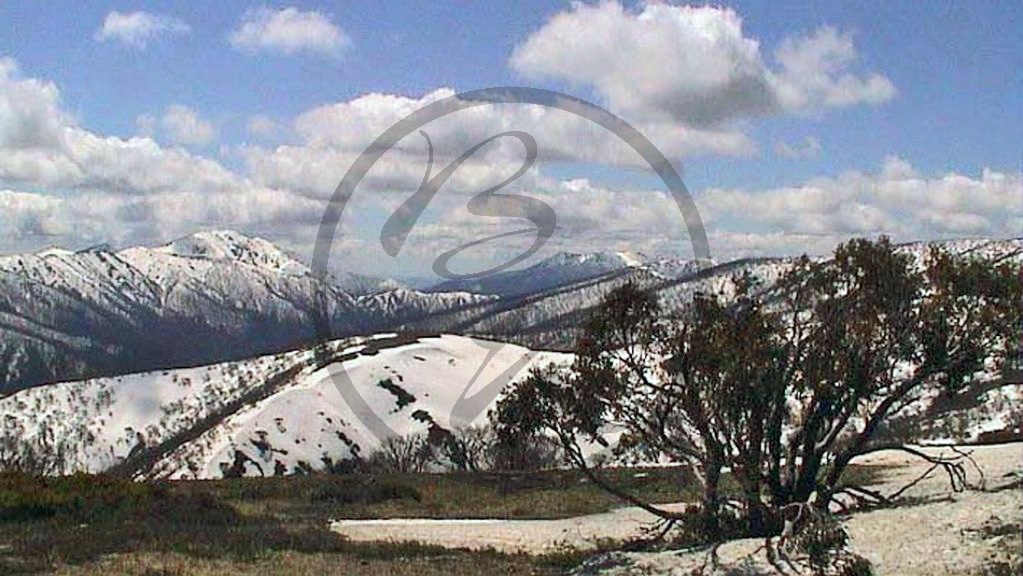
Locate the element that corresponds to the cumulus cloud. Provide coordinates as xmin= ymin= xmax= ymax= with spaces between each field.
xmin=420 ymin=178 xmax=682 ymax=247
xmin=159 ymin=105 xmax=216 ymax=146
xmin=0 ymin=58 xmax=68 ymax=150
xmin=406 ymin=157 xmax=1022 ymax=270
xmin=772 ymin=27 xmax=896 ymax=110
xmin=0 ymin=57 xmax=322 ymax=256
xmin=700 ymin=156 xmax=1022 ymax=256
xmin=294 ymin=88 xmax=755 ymax=160
xmin=511 ymin=2 xmax=894 ymax=126
xmin=0 ymin=186 xmax=323 ymax=257
xmin=229 ymin=7 xmax=351 ymax=57
xmin=95 ymin=11 xmax=190 ymax=48
xmin=0 ymin=51 xmax=1012 ymax=279
xmin=241 ymin=86 xmax=754 ymax=200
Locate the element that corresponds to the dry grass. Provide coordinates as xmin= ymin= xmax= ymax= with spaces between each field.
xmin=53 ymin=550 xmax=549 ymax=576
xmin=0 ymin=465 xmax=883 ymax=574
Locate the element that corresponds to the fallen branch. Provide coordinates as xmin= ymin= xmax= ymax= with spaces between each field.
xmin=836 ymin=443 xmax=977 ymax=508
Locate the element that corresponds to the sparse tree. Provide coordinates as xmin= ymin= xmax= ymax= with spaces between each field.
xmin=495 ymin=238 xmax=1022 ymax=544
xmin=367 ymin=432 xmax=434 ymax=474
xmin=443 ymin=423 xmax=497 ymax=472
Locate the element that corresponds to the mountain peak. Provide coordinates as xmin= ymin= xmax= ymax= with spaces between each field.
xmin=35 ymin=246 xmax=74 ymax=258
xmin=536 ymin=250 xmax=647 ymax=270
xmin=139 ymin=230 xmax=310 ymax=276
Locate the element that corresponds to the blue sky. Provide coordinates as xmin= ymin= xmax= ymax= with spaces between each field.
xmin=0 ymin=1 xmax=1020 ymax=277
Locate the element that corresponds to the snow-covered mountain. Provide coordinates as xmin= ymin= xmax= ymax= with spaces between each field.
xmin=0 ymin=235 xmax=1019 ymax=479
xmin=405 ymin=237 xmax=1023 ymax=350
xmin=0 ymin=232 xmax=1018 ymax=396
xmin=0 ymin=231 xmax=489 ymax=394
xmin=0 ymin=334 xmax=570 ymax=479
xmin=0 ymin=331 xmax=1016 ymax=479
xmin=426 ymin=250 xmax=652 ymax=298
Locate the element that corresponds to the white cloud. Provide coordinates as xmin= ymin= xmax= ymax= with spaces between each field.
xmin=247 ymin=87 xmax=753 ymax=197
xmin=95 ymin=11 xmax=190 ymax=48
xmin=0 ymin=186 xmax=322 ymax=256
xmin=229 ymin=7 xmax=351 ymax=57
xmin=296 ymin=89 xmax=755 ymax=159
xmin=774 ymin=136 xmax=822 ymax=159
xmin=404 ymin=158 xmax=1023 ymax=269
xmin=511 ymin=2 xmax=894 ymax=126
xmin=428 ymin=178 xmax=681 ymax=245
xmin=0 ymin=57 xmax=318 ymax=253
xmin=772 ymin=27 xmax=896 ymax=110
xmin=160 ymin=105 xmax=215 ymax=146
xmin=0 ymin=58 xmax=68 ymax=150
xmin=137 ymin=105 xmax=216 ymax=147
xmin=0 ymin=53 xmax=1013 ymax=278
xmin=700 ymin=156 xmax=1022 ymax=257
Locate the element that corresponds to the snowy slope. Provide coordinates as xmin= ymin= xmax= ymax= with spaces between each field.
xmin=0 ymin=344 xmax=319 ymax=474
xmin=1 ymin=329 xmax=1016 ymax=480
xmin=153 ymin=334 xmax=570 ymax=479
xmin=0 ymin=334 xmax=570 ymax=479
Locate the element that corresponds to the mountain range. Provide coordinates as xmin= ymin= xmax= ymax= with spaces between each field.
xmin=0 ymin=231 xmax=1019 ymax=478
xmin=0 ymin=230 xmax=711 ymax=394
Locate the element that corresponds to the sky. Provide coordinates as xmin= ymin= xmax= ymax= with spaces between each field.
xmin=0 ymin=1 xmax=1020 ymax=279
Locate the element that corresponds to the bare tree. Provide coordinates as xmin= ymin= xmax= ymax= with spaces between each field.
xmin=0 ymin=430 xmax=68 ymax=476
xmin=443 ymin=424 xmax=497 ymax=472
xmin=367 ymin=432 xmax=434 ymax=474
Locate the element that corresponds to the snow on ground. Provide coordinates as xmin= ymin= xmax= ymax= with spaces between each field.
xmin=0 ymin=346 xmax=318 ymax=474
xmin=330 ymin=443 xmax=1022 ymax=575
xmin=155 ymin=335 xmax=571 ymax=478
xmin=0 ymin=333 xmax=570 ymax=479
xmin=332 ymin=504 xmax=689 ymax=554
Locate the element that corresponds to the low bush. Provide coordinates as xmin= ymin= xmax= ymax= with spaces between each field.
xmin=0 ymin=472 xmax=150 ymax=523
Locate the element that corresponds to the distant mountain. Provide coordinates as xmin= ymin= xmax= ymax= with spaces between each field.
xmin=404 ymin=238 xmax=1023 ymax=351
xmin=129 ymin=230 xmax=404 ymax=296
xmin=0 ymin=231 xmax=488 ymax=394
xmin=334 ymin=273 xmax=409 ymax=296
xmin=426 ymin=250 xmax=652 ymax=297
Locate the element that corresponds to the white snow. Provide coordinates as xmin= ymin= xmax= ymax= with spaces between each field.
xmin=157 ymin=334 xmax=571 ymax=479
xmin=0 ymin=334 xmax=570 ymax=479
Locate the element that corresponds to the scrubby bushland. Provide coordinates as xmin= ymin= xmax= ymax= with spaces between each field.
xmin=0 ymin=434 xmax=66 ymax=476
xmin=360 ymin=423 xmax=560 ymax=474
xmin=495 ymin=238 xmax=1021 ymax=550
xmin=366 ymin=432 xmax=436 ymax=473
